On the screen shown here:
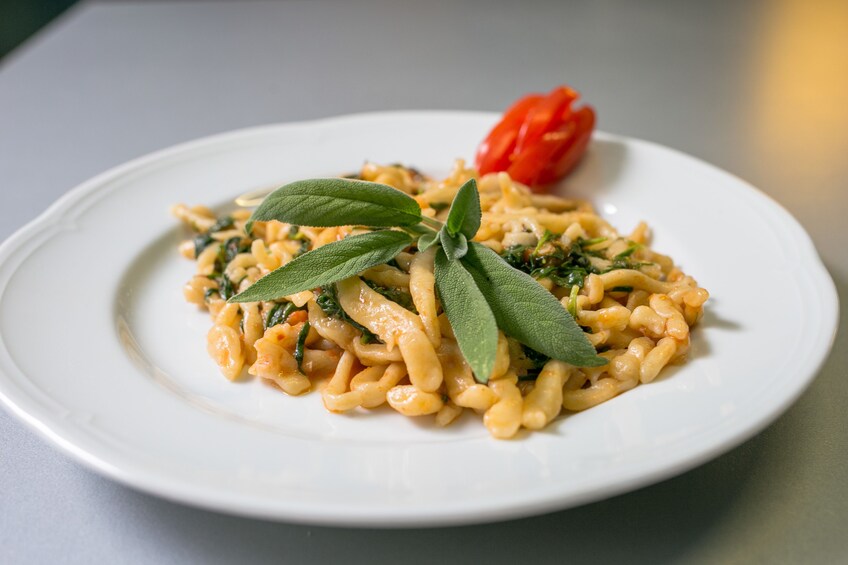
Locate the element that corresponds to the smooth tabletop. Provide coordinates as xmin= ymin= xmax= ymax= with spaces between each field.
xmin=1 ymin=1 xmax=846 ymax=563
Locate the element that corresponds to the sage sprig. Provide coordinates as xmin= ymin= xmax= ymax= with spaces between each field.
xmin=245 ymin=178 xmax=422 ymax=234
xmin=231 ymin=230 xmax=413 ymax=303
xmin=461 ymin=243 xmax=606 ymax=367
xmin=230 ymin=176 xmax=607 ymax=380
xmin=434 ymin=248 xmax=499 ymax=380
xmin=444 ymin=178 xmax=481 ymax=240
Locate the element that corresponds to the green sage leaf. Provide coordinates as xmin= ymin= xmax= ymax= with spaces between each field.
xmin=461 ymin=242 xmax=607 ymax=367
xmin=440 ymin=230 xmax=468 ymax=261
xmin=445 ymin=178 xmax=482 ymax=239
xmin=418 ymin=231 xmax=439 ymax=251
xmin=246 ymin=178 xmax=422 ymax=233
xmin=230 ymin=230 xmax=413 ymax=302
xmin=404 ymin=223 xmax=435 ymax=237
xmin=434 ymin=249 xmax=499 ymax=382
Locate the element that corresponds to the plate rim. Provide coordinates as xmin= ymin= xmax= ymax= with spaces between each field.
xmin=0 ymin=110 xmax=839 ymax=527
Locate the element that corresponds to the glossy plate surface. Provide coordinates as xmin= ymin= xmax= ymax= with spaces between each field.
xmin=0 ymin=112 xmax=838 ymax=526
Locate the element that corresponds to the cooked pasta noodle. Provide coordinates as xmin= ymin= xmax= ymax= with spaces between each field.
xmin=173 ymin=159 xmax=708 ymax=438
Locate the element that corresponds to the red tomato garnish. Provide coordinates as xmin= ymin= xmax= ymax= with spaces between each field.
xmin=547 ymin=106 xmax=595 ymax=181
xmin=507 ymin=120 xmax=577 ymax=187
xmin=514 ymin=86 xmax=577 ymax=155
xmin=475 ymin=94 xmax=543 ymax=176
xmin=475 ymin=85 xmax=595 ymax=191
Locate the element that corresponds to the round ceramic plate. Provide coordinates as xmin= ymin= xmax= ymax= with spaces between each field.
xmin=0 ymin=112 xmax=838 ymax=527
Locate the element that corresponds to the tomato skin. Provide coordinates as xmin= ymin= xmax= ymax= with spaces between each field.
xmin=547 ymin=106 xmax=595 ymax=181
xmin=514 ymin=86 xmax=577 ymax=155
xmin=475 ymin=94 xmax=543 ymax=176
xmin=475 ymin=85 xmax=595 ymax=191
xmin=507 ymin=121 xmax=576 ymax=187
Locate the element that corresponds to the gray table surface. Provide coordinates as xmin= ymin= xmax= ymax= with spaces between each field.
xmin=1 ymin=1 xmax=846 ymax=563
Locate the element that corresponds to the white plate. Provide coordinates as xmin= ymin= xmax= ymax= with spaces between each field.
xmin=0 ymin=112 xmax=838 ymax=527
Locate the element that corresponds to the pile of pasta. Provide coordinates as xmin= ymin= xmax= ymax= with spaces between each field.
xmin=172 ymin=161 xmax=708 ymax=438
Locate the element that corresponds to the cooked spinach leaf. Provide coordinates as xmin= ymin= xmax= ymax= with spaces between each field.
xmin=287 ymin=225 xmax=312 ymax=256
xmin=295 ymin=322 xmax=310 ymax=372
xmin=209 ymin=216 xmax=235 ymax=233
xmin=516 ymin=344 xmax=551 ymax=381
xmin=362 ymin=279 xmax=418 ymax=313
xmin=192 ymin=216 xmax=236 ymax=257
xmin=193 ymin=233 xmax=215 ymax=257
xmin=213 ymin=236 xmax=251 ymax=273
xmin=265 ymin=302 xmax=304 ymax=328
xmin=501 ymin=235 xmax=646 ymax=289
xmin=218 ymin=274 xmax=236 ymax=301
xmin=315 ymin=284 xmax=381 ymax=344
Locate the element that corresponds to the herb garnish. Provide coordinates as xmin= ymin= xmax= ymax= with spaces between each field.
xmin=210 ymin=216 xmax=235 ymax=233
xmin=215 ymin=236 xmax=250 ymax=273
xmin=218 ymin=274 xmax=236 ymax=301
xmin=287 ymin=225 xmax=312 ymax=257
xmin=194 ymin=234 xmax=215 ymax=257
xmin=502 ymin=232 xmax=645 ymax=289
xmin=516 ymin=344 xmax=550 ymax=380
xmin=265 ymin=302 xmax=303 ymax=328
xmin=193 ymin=215 xmax=235 ymax=257
xmin=244 ymin=178 xmax=423 ymax=234
xmin=363 ymin=279 xmax=418 ymax=313
xmin=294 ymin=322 xmax=310 ymax=372
xmin=315 ymin=284 xmax=381 ymax=344
xmin=230 ymin=177 xmax=607 ymax=380
xmin=205 ymin=272 xmax=236 ymax=301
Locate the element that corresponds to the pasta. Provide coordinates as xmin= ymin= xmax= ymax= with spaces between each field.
xmin=173 ymin=160 xmax=708 ymax=438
